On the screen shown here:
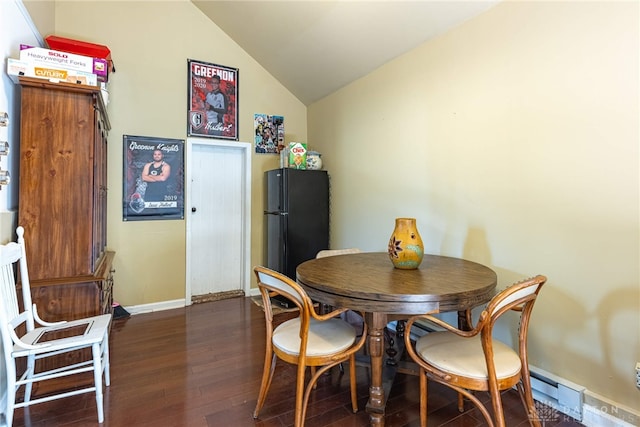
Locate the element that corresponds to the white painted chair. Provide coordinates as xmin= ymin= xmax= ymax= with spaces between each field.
xmin=0 ymin=226 xmax=111 ymax=425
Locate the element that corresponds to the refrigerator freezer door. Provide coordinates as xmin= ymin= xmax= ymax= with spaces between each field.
xmin=264 ymin=169 xmax=285 ymax=273
xmin=265 ymin=169 xmax=283 ymax=214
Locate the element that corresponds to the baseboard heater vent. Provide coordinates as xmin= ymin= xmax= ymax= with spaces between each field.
xmin=529 ymin=365 xmax=584 ymax=421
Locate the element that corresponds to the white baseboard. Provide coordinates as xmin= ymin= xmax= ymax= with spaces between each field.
xmin=582 ymin=391 xmax=639 ymax=427
xmin=122 ymin=292 xmax=261 ymax=316
xmin=123 ymin=299 xmax=186 ymax=315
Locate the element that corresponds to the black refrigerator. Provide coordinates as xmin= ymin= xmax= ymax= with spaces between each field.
xmin=264 ymin=168 xmax=329 ymax=280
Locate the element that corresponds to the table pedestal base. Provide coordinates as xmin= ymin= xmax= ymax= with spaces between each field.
xmin=366 ymin=313 xmax=412 ymax=426
xmin=362 ymin=315 xmax=417 ymax=426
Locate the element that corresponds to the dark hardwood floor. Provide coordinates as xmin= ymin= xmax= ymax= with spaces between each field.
xmin=12 ymin=297 xmax=585 ymax=427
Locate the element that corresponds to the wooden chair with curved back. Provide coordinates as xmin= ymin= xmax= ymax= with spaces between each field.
xmin=404 ymin=275 xmax=547 ymax=427
xmin=253 ymin=266 xmax=368 ymax=427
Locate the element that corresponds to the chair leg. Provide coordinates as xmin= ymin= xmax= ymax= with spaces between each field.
xmin=253 ymin=352 xmax=277 ymax=418
xmin=454 ymin=385 xmax=495 ymax=427
xmin=103 ymin=333 xmax=111 ymax=387
xmin=488 ymin=384 xmax=506 ymax=427
xmin=24 ymin=354 xmax=35 ymax=403
xmin=457 ymin=392 xmax=464 ymax=412
xmin=419 ymin=368 xmax=427 ymax=427
xmin=518 ymin=380 xmax=541 ymax=427
xmin=5 ymin=360 xmax=17 ymax=427
xmin=301 ymin=362 xmax=347 ymax=423
xmin=294 ymin=363 xmax=307 ymax=427
xmin=349 ymin=355 xmax=358 ymax=413
xmin=310 ymin=366 xmax=318 ymax=389
xmin=92 ymin=342 xmax=105 ymax=423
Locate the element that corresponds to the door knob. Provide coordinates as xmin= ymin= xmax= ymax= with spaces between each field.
xmin=192 ymin=207 xmax=197 ymax=212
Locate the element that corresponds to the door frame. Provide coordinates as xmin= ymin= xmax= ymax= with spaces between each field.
xmin=185 ymin=137 xmax=252 ymax=305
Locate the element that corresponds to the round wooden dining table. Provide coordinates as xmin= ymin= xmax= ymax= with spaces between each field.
xmin=296 ymin=252 xmax=497 ymax=427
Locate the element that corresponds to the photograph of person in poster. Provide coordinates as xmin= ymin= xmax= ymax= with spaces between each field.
xmin=188 ymin=59 xmax=238 ymax=140
xmin=123 ymin=135 xmax=184 ymax=221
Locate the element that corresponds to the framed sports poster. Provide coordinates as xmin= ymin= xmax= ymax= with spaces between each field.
xmin=123 ymin=135 xmax=185 ymax=221
xmin=187 ymin=59 xmax=239 ymax=140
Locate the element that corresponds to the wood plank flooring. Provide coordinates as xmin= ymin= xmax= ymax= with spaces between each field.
xmin=11 ymin=297 xmax=585 ymax=427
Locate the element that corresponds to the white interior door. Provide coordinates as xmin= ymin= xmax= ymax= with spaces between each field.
xmin=186 ymin=138 xmax=251 ymax=303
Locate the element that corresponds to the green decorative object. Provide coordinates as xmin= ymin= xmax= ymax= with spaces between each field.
xmin=388 ymin=217 xmax=424 ymax=269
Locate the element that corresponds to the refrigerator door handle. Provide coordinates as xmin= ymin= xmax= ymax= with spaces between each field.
xmin=264 ymin=210 xmax=288 ymax=215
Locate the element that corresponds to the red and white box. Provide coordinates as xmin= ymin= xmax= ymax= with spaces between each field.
xmin=19 ymin=45 xmax=108 ymax=80
xmin=46 ymin=35 xmax=113 ymax=81
xmin=46 ymin=35 xmax=112 ymax=62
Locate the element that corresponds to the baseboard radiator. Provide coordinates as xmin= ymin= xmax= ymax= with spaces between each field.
xmin=529 ymin=365 xmax=584 ymax=421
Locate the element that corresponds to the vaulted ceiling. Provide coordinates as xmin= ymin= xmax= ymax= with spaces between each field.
xmin=192 ymin=1 xmax=501 ymax=105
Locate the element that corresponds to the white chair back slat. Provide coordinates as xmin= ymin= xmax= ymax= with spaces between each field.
xmin=316 ymin=248 xmax=361 ymax=258
xmin=256 ymin=270 xmax=304 ymax=305
xmin=15 ymin=227 xmax=35 ymax=326
xmin=492 ymin=281 xmax=541 ymax=315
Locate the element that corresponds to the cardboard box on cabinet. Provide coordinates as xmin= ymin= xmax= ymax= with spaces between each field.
xmin=7 ymin=58 xmax=98 ymax=86
xmin=19 ymin=45 xmax=108 ymax=81
xmin=45 ymin=35 xmax=113 ymax=81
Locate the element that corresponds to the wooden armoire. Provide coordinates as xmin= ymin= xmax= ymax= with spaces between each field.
xmin=17 ymin=77 xmax=114 ymax=323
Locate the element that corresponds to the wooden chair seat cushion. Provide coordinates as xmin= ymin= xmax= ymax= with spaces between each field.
xmin=273 ymin=317 xmax=357 ymax=357
xmin=415 ymin=331 xmax=521 ymax=380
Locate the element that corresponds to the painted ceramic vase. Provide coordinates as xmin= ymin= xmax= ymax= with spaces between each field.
xmin=388 ymin=217 xmax=424 ymax=269
xmin=306 ymin=151 xmax=323 ymax=170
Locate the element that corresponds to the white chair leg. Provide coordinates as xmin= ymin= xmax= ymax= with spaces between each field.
xmin=92 ymin=342 xmax=105 ymax=423
xmin=24 ymin=354 xmax=35 ymax=403
xmin=5 ymin=361 xmax=17 ymax=427
xmin=102 ymin=334 xmax=111 ymax=387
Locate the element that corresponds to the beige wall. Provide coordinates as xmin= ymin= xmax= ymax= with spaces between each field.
xmin=308 ymin=0 xmax=638 ymax=413
xmin=23 ymin=0 xmax=54 ymax=39
xmin=50 ymin=1 xmax=306 ymax=304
